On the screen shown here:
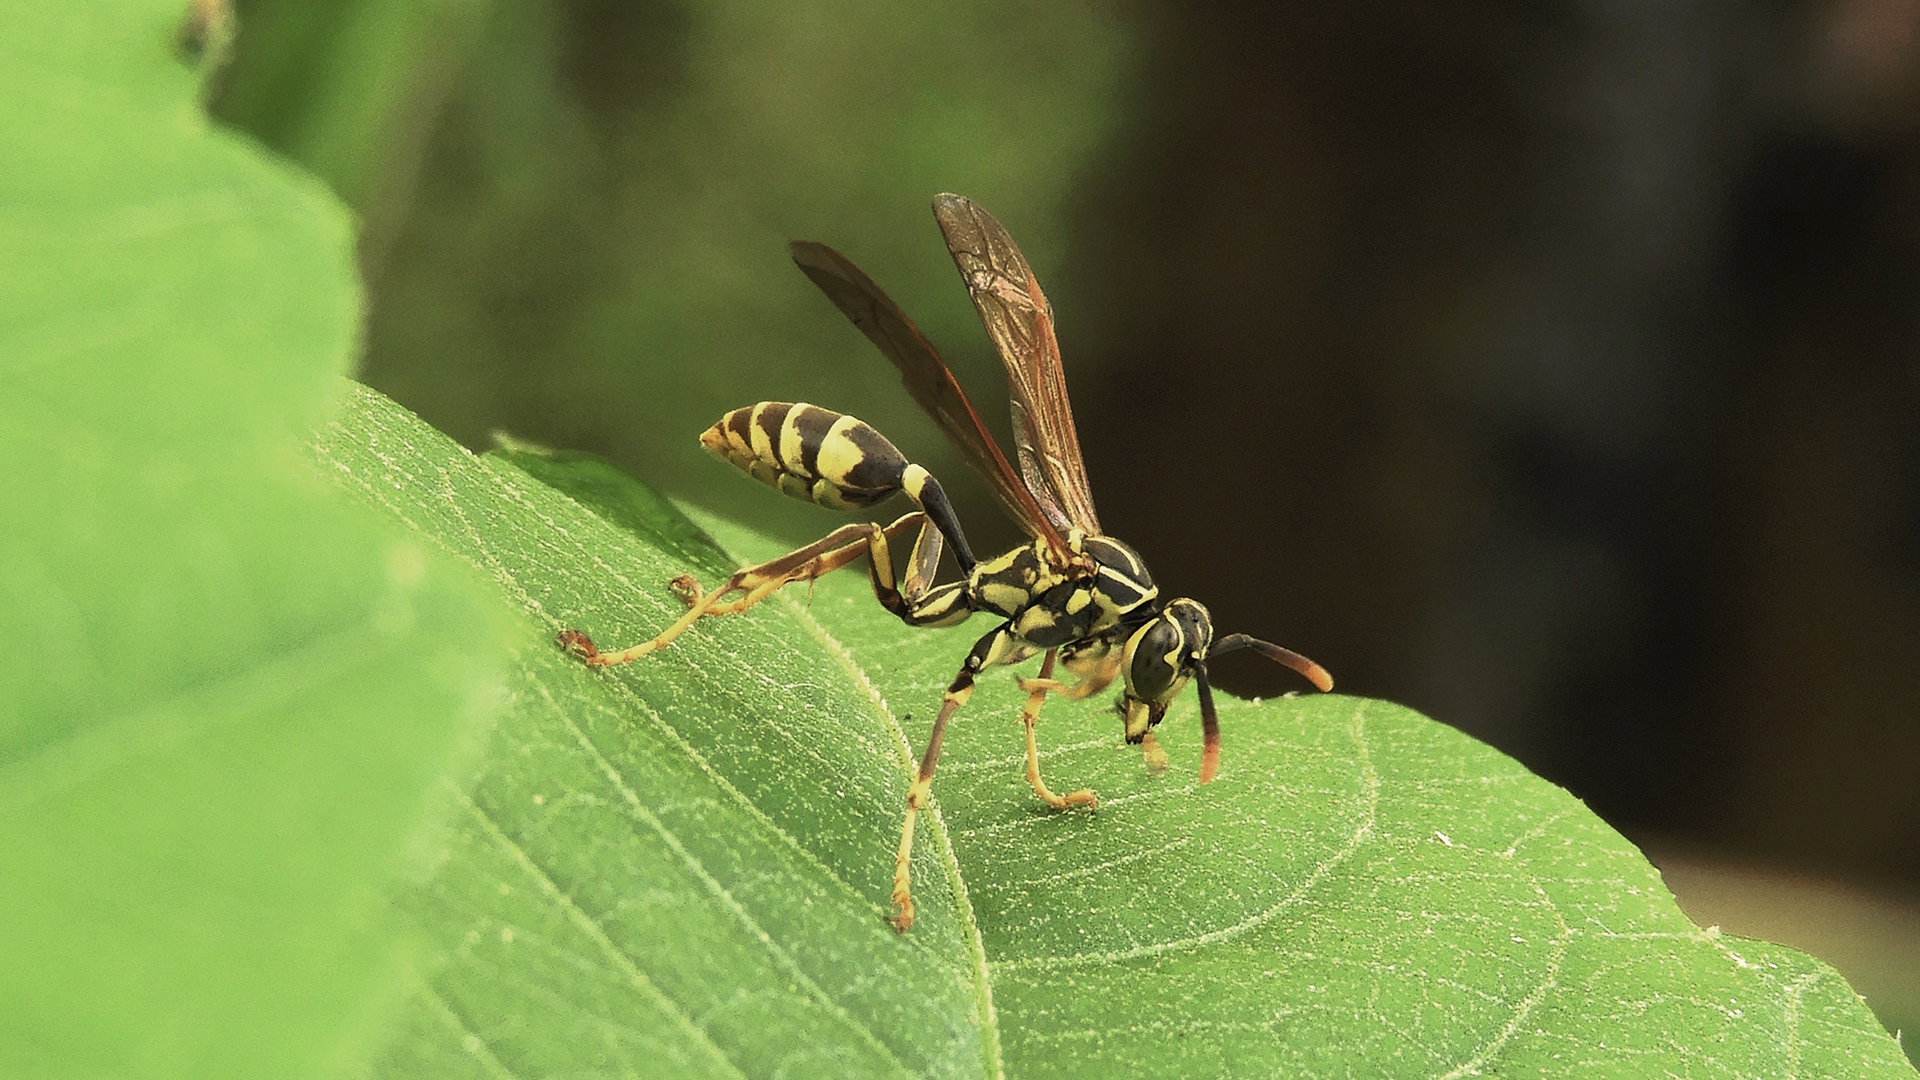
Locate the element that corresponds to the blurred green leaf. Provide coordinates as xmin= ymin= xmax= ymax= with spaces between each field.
xmin=217 ymin=0 xmax=1135 ymax=547
xmin=211 ymin=0 xmax=490 ymax=254
xmin=320 ymin=385 xmax=1917 ymax=1078
xmin=0 ymin=4 xmax=509 ymax=1077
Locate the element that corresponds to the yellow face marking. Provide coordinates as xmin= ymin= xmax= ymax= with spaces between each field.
xmin=813 ymin=414 xmax=869 ymax=488
xmin=1159 ymin=637 xmax=1184 ymax=672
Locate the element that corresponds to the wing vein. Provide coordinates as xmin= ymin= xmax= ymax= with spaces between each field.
xmin=790 ymin=239 xmax=1069 ymax=557
xmin=933 ymin=194 xmax=1102 ymax=536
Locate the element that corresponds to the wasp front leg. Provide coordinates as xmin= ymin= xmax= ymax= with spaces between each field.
xmin=1124 ymin=701 xmax=1173 ymax=774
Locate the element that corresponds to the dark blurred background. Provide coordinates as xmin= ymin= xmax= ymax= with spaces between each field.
xmin=210 ymin=0 xmax=1918 ymax=1052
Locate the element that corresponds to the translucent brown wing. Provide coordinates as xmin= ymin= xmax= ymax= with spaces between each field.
xmin=789 ymin=239 xmax=1072 ymax=555
xmin=931 ymin=193 xmax=1102 ymax=536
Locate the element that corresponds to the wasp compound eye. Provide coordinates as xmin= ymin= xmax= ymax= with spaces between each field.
xmin=1123 ymin=613 xmax=1189 ymax=706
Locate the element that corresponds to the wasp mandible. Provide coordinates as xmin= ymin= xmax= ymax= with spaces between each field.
xmin=559 ymin=194 xmax=1333 ymax=932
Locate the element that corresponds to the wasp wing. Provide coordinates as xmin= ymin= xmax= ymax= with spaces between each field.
xmin=790 ymin=239 xmax=1072 ymax=554
xmin=931 ymin=193 xmax=1102 ymax=536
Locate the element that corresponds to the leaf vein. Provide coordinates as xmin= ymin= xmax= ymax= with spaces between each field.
xmin=541 ymin=675 xmax=919 ymax=1077
xmin=454 ymin=786 xmax=751 ymax=1080
xmin=416 ymin=974 xmax=527 ymax=1080
xmin=1784 ymin=971 xmax=1820 ymax=1080
xmin=991 ymin=701 xmax=1381 ymax=972
xmin=1431 ymin=879 xmax=1571 ymax=1080
xmin=769 ymin=587 xmax=1008 ymax=1080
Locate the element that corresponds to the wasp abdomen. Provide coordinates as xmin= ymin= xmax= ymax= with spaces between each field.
xmin=699 ymin=401 xmax=911 ymax=510
xmin=702 ymin=401 xmax=976 ymax=572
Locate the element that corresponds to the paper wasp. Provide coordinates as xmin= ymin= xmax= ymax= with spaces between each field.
xmin=559 ymin=194 xmax=1333 ymax=931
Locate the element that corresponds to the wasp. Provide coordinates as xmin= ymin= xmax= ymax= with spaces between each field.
xmin=559 ymin=194 xmax=1333 ymax=932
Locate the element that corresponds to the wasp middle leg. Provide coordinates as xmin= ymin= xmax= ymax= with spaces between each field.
xmin=1016 ymin=635 xmax=1124 ymax=702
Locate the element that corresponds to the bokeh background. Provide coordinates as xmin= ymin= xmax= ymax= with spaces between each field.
xmin=210 ymin=0 xmax=1918 ymax=1055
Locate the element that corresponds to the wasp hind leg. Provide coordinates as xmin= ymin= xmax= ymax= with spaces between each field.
xmin=558 ymin=511 xmax=931 ymax=666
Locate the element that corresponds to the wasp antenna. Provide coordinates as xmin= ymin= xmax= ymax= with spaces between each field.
xmin=1195 ymin=664 xmax=1222 ymax=784
xmin=1209 ymin=634 xmax=1334 ymax=693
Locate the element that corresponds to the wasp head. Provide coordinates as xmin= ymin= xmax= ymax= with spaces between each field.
xmin=1120 ymin=598 xmax=1213 ymax=713
xmin=1118 ymin=599 xmax=1334 ymax=784
xmin=1117 ymin=599 xmax=1214 ymax=756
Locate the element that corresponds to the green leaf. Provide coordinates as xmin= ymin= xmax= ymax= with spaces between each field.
xmin=210 ymin=0 xmax=491 ymax=225
xmin=319 ymin=391 xmax=997 ymax=1077
xmin=0 ymin=6 xmax=510 ymax=1078
xmin=318 ymin=385 xmax=1916 ymax=1078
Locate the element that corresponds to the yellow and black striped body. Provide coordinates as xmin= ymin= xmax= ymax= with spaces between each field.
xmin=701 ymin=401 xmax=927 ymax=511
xmin=698 ymin=403 xmax=1307 ymax=762
xmin=700 ymin=402 xmax=1165 ymax=656
xmin=564 ymin=199 xmax=1339 ymax=936
xmin=576 ymin=401 xmax=1325 ymax=935
xmin=700 ymin=401 xmax=1201 ymax=737
xmin=965 ymin=530 xmax=1157 ymax=649
xmin=701 ymin=401 xmax=976 ymax=593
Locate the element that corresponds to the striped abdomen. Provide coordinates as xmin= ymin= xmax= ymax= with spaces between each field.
xmin=701 ymin=401 xmax=920 ymax=511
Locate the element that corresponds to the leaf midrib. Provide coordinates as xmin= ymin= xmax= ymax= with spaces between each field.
xmin=328 ymin=417 xmax=1009 ymax=1080
xmin=766 ymin=580 xmax=1007 ymax=1080
xmin=529 ymin=663 xmax=922 ymax=1077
